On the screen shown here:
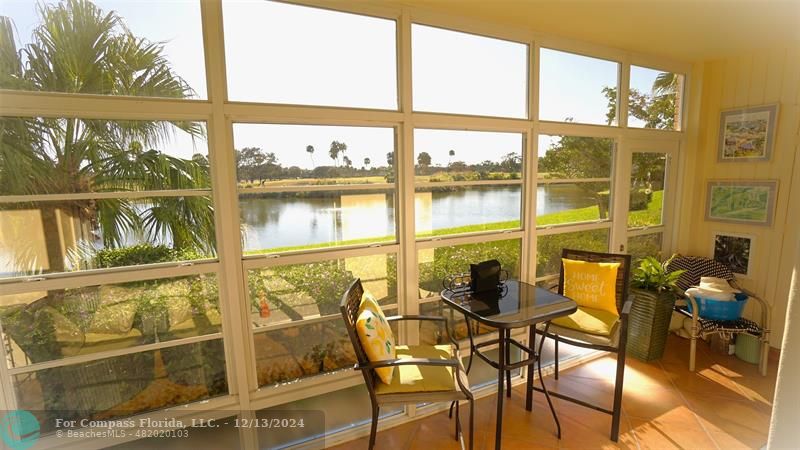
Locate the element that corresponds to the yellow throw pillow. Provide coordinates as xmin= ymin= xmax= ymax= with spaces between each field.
xmin=358 ymin=292 xmax=384 ymax=318
xmin=561 ymin=258 xmax=620 ymax=317
xmin=356 ymin=308 xmax=396 ymax=385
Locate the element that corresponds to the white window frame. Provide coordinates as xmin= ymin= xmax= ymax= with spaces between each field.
xmin=0 ymin=1 xmax=691 ymax=448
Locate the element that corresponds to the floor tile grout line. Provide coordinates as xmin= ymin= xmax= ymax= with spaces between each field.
xmin=656 ymin=358 xmax=722 ymax=450
xmin=621 ymin=405 xmax=642 ymax=450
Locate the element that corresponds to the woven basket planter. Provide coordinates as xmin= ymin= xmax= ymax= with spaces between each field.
xmin=627 ymin=288 xmax=676 ymax=362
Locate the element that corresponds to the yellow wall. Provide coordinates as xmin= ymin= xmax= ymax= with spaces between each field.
xmin=678 ymin=47 xmax=800 ymax=347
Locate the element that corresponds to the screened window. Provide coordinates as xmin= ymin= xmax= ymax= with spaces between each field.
xmin=418 ymin=238 xmax=521 ymax=299
xmin=412 ymin=24 xmax=528 ymax=118
xmin=537 ymin=135 xmax=614 ymax=226
xmin=232 ymin=124 xmax=396 ymax=254
xmin=415 ymin=129 xmax=523 ymax=237
xmin=249 ymin=252 xmax=398 ymax=387
xmin=0 ymin=0 xmax=207 ymax=99
xmin=539 ymin=48 xmax=620 ymax=125
xmin=223 ymin=1 xmax=397 ymax=109
xmin=0 ymin=118 xmax=213 ymax=278
xmin=536 ymin=229 xmax=610 ymax=277
xmin=629 ymin=66 xmax=683 ymax=130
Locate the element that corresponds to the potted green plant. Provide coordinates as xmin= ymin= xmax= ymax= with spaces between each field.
xmin=627 ymin=256 xmax=685 ymax=362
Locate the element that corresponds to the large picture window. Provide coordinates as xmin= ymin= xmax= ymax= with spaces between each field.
xmin=0 ymin=0 xmax=207 ymax=99
xmin=412 ymin=24 xmax=528 ymax=118
xmin=414 ymin=129 xmax=523 ymax=237
xmin=232 ymin=124 xmax=397 ymax=254
xmin=539 ymin=48 xmax=620 ymax=125
xmin=223 ymin=1 xmax=397 ymax=109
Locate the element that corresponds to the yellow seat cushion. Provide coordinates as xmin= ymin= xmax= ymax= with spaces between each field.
xmin=356 ymin=304 xmax=396 ymax=385
xmin=375 ymin=345 xmax=456 ymax=395
xmin=562 ymin=258 xmax=621 ymax=317
xmin=551 ymin=306 xmax=619 ymax=336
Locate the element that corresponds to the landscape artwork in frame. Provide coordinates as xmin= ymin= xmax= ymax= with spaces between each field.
xmin=705 ymin=180 xmax=777 ymax=226
xmin=713 ymin=233 xmax=753 ymax=277
xmin=718 ymin=104 xmax=779 ymax=162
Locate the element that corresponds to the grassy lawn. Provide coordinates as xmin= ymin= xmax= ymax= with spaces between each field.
xmin=244 ymin=190 xmax=664 ymax=254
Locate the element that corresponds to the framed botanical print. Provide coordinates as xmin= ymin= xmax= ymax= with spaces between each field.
xmin=705 ymin=180 xmax=778 ymax=226
xmin=718 ymin=104 xmax=779 ymax=162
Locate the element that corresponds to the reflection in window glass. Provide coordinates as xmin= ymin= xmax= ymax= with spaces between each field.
xmin=628 ymin=232 xmax=663 ymax=263
xmin=233 ymin=124 xmax=395 ymax=187
xmin=0 ymin=0 xmax=207 ymax=98
xmin=414 ymin=129 xmax=523 ymax=179
xmin=0 ymin=197 xmax=216 ymax=278
xmin=240 ymin=192 xmax=395 ymax=253
xmin=1 ymin=274 xmax=221 ymax=368
xmin=416 ymin=186 xmax=521 ymax=237
xmin=536 ymin=229 xmax=609 ymax=277
xmin=257 ymin=386 xmax=402 ymax=448
xmin=412 ymin=24 xmax=528 ymax=118
xmin=418 ymin=239 xmax=521 ymax=298
xmin=628 ymin=152 xmax=667 ymax=228
xmin=629 ymin=66 xmax=683 ymax=130
xmin=254 ymin=308 xmax=396 ymax=387
xmin=14 ymin=339 xmax=227 ymax=433
xmin=223 ymin=1 xmax=397 ymax=109
xmin=247 ymin=253 xmax=397 ymax=329
xmin=539 ymin=48 xmax=619 ymax=125
xmin=419 ymin=301 xmax=495 ymax=343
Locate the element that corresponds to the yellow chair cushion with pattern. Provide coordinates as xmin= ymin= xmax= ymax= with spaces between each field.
xmin=358 ymin=292 xmax=384 ymax=319
xmin=374 ymin=345 xmax=456 ymax=395
xmin=356 ymin=308 xmax=396 ymax=385
xmin=562 ymin=258 xmax=620 ymax=317
xmin=551 ymin=306 xmax=619 ymax=336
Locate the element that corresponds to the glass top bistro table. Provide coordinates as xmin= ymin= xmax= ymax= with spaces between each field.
xmin=441 ymin=279 xmax=578 ymax=450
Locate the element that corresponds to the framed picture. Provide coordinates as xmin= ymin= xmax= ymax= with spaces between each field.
xmin=712 ymin=232 xmax=754 ymax=277
xmin=705 ymin=180 xmax=778 ymax=226
xmin=718 ymin=104 xmax=779 ymax=162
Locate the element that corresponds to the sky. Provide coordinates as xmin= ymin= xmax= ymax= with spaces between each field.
xmin=1 ymin=0 xmax=675 ymax=166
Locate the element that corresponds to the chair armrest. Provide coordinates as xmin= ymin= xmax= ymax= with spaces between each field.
xmin=356 ymin=357 xmax=459 ymax=371
xmin=385 ymin=315 xmax=445 ymax=323
xmin=731 ymin=282 xmax=772 ymax=333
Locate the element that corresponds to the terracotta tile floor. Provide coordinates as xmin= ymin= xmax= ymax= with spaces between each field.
xmin=332 ymin=335 xmax=777 ymax=449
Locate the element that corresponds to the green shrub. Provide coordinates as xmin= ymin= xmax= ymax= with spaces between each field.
xmin=94 ymin=244 xmax=204 ymax=268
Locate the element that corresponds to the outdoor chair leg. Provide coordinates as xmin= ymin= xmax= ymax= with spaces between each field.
xmin=610 ymin=348 xmax=626 ymax=442
xmin=449 ymin=400 xmax=455 ymax=418
xmin=468 ymin=397 xmax=475 ymax=450
xmin=454 ymin=401 xmax=461 ymax=440
xmin=505 ymin=329 xmax=512 ymax=398
xmin=554 ymin=337 xmax=559 ymax=380
xmin=369 ymin=403 xmax=379 ymax=450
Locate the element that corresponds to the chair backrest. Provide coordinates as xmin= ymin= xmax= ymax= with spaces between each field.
xmin=559 ymin=248 xmax=632 ymax=315
xmin=664 ymin=255 xmax=735 ymax=292
xmin=339 ymin=278 xmax=378 ymax=391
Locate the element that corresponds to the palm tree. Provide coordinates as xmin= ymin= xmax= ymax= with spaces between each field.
xmin=342 ymin=156 xmax=352 ymax=168
xmin=306 ymin=145 xmax=315 ymax=168
xmin=448 ymin=149 xmax=455 ymax=166
xmin=363 ymin=157 xmax=371 ymax=170
xmin=0 ymin=0 xmax=212 ymax=275
xmin=329 ymin=140 xmax=347 ymax=167
xmin=652 ymin=72 xmax=682 ymax=129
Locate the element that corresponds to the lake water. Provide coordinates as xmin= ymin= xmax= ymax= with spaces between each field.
xmin=240 ymin=184 xmax=597 ymax=251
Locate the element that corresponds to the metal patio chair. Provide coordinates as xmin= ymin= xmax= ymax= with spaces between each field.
xmin=341 ymin=278 xmax=474 ymax=449
xmin=535 ymin=248 xmax=633 ymax=442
